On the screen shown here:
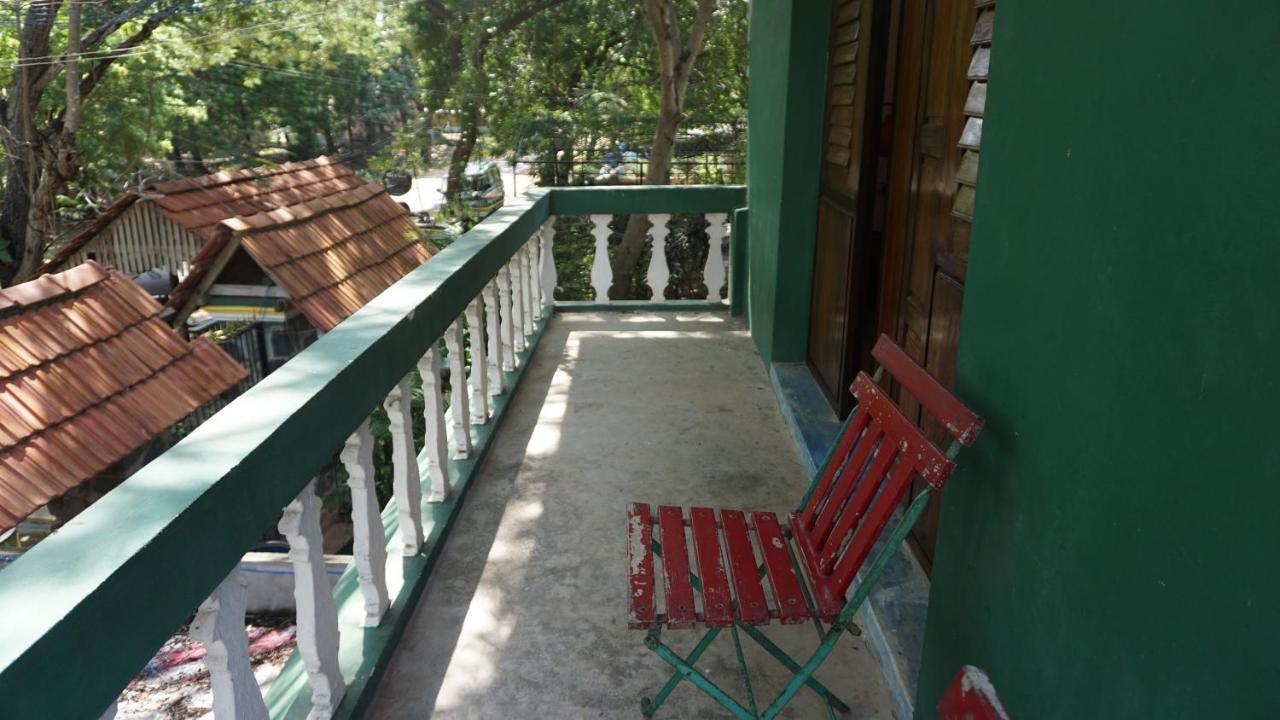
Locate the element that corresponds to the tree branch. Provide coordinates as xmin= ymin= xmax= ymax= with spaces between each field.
xmin=78 ymin=8 xmax=175 ymax=102
xmin=681 ymin=0 xmax=717 ymax=82
xmin=487 ymin=0 xmax=568 ymax=41
xmin=421 ymin=0 xmax=452 ymax=20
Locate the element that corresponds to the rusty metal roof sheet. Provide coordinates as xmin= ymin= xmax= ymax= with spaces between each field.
xmin=0 ymin=262 xmax=248 ymax=532
xmin=37 ymin=157 xmax=365 ymax=277
xmin=168 ymin=182 xmax=433 ymax=332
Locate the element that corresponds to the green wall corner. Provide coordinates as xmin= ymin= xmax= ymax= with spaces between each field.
xmin=916 ymin=3 xmax=1280 ymax=717
xmin=745 ymin=0 xmax=828 ymax=365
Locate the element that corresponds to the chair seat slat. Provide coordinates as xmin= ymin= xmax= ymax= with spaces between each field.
xmin=690 ymin=507 xmax=733 ymax=627
xmin=751 ymin=512 xmax=809 ymax=624
xmin=658 ymin=505 xmax=697 ymax=629
xmin=627 ymin=503 xmax=657 ymax=629
xmin=721 ymin=509 xmax=770 ymax=625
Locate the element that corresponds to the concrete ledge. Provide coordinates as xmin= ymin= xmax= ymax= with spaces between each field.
xmin=264 ymin=315 xmax=553 ymax=720
xmin=768 ymin=362 xmax=930 ymax=720
xmin=554 ymin=300 xmax=729 ymax=312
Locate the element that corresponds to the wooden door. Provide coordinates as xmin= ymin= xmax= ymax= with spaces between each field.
xmin=875 ymin=0 xmax=987 ymax=572
xmin=806 ymin=0 xmax=892 ymax=416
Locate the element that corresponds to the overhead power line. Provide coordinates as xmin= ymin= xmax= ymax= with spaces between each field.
xmin=2 ymin=0 xmax=410 ymax=69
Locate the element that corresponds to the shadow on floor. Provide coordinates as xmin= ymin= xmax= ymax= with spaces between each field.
xmin=365 ymin=312 xmax=896 ymax=719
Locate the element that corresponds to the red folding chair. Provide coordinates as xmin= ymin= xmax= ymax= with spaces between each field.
xmin=938 ymin=666 xmax=1010 ymax=720
xmin=626 ymin=335 xmax=984 ymax=718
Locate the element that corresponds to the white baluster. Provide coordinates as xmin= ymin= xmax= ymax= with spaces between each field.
xmin=540 ymin=218 xmax=557 ymax=311
xmin=647 ymin=214 xmax=671 ymax=303
xmin=191 ymin=572 xmax=269 ymax=720
xmin=444 ymin=317 xmax=473 ymax=458
xmin=497 ymin=265 xmax=516 ymax=371
xmin=484 ymin=280 xmax=507 ymax=393
xmin=704 ymin=213 xmax=729 ymax=303
xmin=418 ymin=344 xmax=452 ymax=501
xmin=528 ymin=238 xmax=543 ymax=321
xmin=510 ymin=255 xmax=526 ymax=354
xmin=341 ymin=420 xmax=388 ymax=627
xmin=522 ymin=239 xmax=537 ymax=324
xmin=589 ymin=214 xmax=612 ymax=302
xmin=383 ymin=377 xmax=423 ymax=552
xmin=279 ymin=481 xmax=346 ymax=718
xmin=465 ymin=296 xmax=490 ymax=422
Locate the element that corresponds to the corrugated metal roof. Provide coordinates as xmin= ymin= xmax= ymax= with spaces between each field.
xmin=37 ymin=157 xmax=365 ymax=277
xmin=0 ymin=262 xmax=248 ymax=532
xmin=168 ymin=182 xmax=433 ymax=332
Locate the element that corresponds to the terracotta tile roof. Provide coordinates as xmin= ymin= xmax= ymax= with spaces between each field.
xmin=0 ymin=262 xmax=248 ymax=532
xmin=168 ymin=183 xmax=433 ymax=332
xmin=37 ymin=157 xmax=365 ymax=276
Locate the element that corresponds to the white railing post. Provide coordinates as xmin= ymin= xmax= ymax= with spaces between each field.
xmin=418 ymin=344 xmax=452 ymax=501
xmin=497 ymin=265 xmax=516 ymax=371
xmin=589 ymin=214 xmax=612 ymax=302
xmin=279 ymin=480 xmax=346 ymax=719
xmin=383 ymin=377 xmax=423 ymax=552
xmin=528 ymin=238 xmax=543 ymax=321
xmin=341 ymin=419 xmax=388 ymax=627
xmin=484 ymin=280 xmax=507 ymax=393
xmin=191 ymin=572 xmax=269 ymax=720
xmin=444 ymin=317 xmax=473 ymax=458
xmin=647 ymin=214 xmax=671 ymax=303
xmin=704 ymin=213 xmax=729 ymax=303
xmin=510 ymin=254 xmax=526 ymax=354
xmin=465 ymin=296 xmax=490 ymax=422
xmin=540 ymin=218 xmax=556 ymax=311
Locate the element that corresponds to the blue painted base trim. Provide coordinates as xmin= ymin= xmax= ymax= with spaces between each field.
xmin=265 ymin=315 xmax=553 ymax=720
xmin=767 ymin=362 xmax=930 ymax=720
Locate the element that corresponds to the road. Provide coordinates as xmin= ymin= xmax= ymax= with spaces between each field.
xmin=388 ymin=161 xmax=535 ymax=215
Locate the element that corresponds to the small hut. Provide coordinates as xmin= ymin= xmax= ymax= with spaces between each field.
xmin=38 ymin=157 xmax=365 ymax=282
xmin=0 ymin=262 xmax=247 ymax=533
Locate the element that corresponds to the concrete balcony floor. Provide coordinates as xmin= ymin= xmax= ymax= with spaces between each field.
xmin=365 ymin=311 xmax=895 ymax=719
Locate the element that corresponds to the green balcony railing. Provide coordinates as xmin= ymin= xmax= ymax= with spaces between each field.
xmin=0 ymin=185 xmax=745 ymax=720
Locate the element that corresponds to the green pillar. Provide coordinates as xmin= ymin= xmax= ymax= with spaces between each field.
xmin=745 ymin=0 xmax=829 ymax=364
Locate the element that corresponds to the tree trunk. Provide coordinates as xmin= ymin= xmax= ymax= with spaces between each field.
xmin=607 ymin=0 xmax=717 ymax=299
xmin=446 ymin=98 xmax=480 ymax=198
xmin=0 ymin=1 xmax=173 ymax=284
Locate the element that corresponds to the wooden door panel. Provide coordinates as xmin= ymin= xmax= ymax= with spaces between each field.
xmin=875 ymin=0 xmax=978 ymax=572
xmin=808 ymin=201 xmax=855 ymax=400
xmin=808 ymin=0 xmax=892 ymax=415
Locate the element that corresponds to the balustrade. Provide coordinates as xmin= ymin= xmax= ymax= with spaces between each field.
xmin=0 ymin=186 xmax=742 ymax=719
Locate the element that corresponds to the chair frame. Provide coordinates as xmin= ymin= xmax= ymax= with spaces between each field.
xmin=635 ymin=335 xmax=982 ymax=719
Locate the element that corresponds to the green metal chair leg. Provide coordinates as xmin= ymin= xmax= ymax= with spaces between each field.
xmin=729 ymin=625 xmax=759 ymax=718
xmin=758 ymin=626 xmax=845 ymax=719
xmin=736 ymin=622 xmax=850 ymax=714
xmin=645 ymin=634 xmax=758 ymax=720
xmin=642 ymin=627 xmax=721 ymax=717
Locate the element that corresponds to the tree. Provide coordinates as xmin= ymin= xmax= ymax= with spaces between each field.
xmin=1 ymin=0 xmax=182 ymax=284
xmin=411 ymin=0 xmax=569 ymax=197
xmin=609 ymin=0 xmax=717 ymax=298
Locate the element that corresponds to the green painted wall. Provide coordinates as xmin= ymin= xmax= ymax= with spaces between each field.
xmin=916 ymin=3 xmax=1280 ymax=717
xmin=745 ymin=0 xmax=828 ymax=364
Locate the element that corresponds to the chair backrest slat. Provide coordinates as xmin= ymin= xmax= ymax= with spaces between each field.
xmin=831 ymin=457 xmax=920 ymax=592
xmin=793 ymin=371 xmax=959 ymax=604
xmin=872 ymin=334 xmax=983 ymax=446
xmin=808 ymin=417 xmax=882 ymax=548
xmin=799 ymin=405 xmax=872 ymax=527
xmin=817 ymin=431 xmax=901 ymax=574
